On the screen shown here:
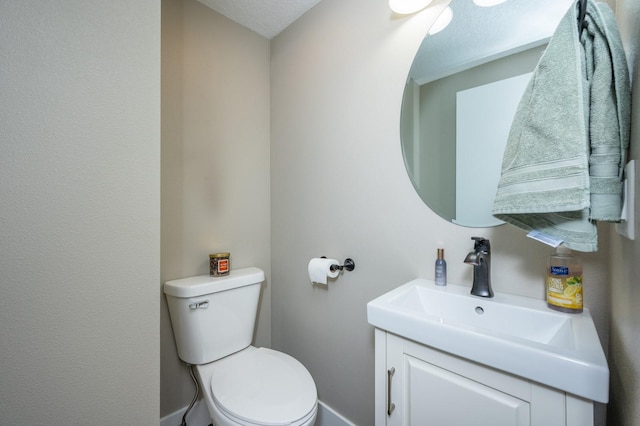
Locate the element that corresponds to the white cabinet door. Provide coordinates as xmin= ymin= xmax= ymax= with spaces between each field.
xmin=404 ymin=355 xmax=530 ymax=425
xmin=380 ymin=332 xmax=573 ymax=426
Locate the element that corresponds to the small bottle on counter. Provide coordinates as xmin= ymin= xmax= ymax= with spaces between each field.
xmin=435 ymin=248 xmax=447 ymax=286
xmin=546 ymin=246 xmax=583 ymax=313
xmin=210 ymin=252 xmax=230 ymax=276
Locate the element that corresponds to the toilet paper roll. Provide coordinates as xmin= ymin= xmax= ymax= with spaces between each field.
xmin=308 ymin=258 xmax=340 ymax=285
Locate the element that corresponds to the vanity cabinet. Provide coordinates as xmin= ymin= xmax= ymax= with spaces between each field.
xmin=374 ymin=330 xmax=594 ymax=426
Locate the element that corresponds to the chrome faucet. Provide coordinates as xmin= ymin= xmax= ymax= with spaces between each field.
xmin=464 ymin=237 xmax=493 ymax=298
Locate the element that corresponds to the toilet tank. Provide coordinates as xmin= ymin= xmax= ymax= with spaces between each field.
xmin=164 ymin=267 xmax=265 ymax=365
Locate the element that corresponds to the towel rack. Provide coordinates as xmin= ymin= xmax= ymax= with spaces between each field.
xmin=577 ymin=0 xmax=587 ymax=33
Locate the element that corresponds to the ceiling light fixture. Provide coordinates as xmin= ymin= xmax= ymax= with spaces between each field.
xmin=473 ymin=0 xmax=508 ymax=7
xmin=428 ymin=6 xmax=453 ymax=35
xmin=389 ymin=0 xmax=433 ymax=15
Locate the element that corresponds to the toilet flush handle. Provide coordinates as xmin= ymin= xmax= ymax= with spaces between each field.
xmin=188 ymin=300 xmax=209 ymax=310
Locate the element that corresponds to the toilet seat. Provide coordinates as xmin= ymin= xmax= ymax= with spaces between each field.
xmin=210 ymin=347 xmax=317 ymax=426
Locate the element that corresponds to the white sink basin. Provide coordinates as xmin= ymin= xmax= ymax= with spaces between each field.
xmin=367 ymin=278 xmax=609 ymax=403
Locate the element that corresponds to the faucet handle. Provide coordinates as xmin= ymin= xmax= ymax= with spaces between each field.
xmin=471 ymin=237 xmax=490 ymax=252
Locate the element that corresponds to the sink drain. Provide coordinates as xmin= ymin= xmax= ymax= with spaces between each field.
xmin=475 ymin=306 xmax=485 ymax=315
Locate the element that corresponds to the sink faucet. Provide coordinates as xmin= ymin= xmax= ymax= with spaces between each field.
xmin=464 ymin=237 xmax=493 ymax=298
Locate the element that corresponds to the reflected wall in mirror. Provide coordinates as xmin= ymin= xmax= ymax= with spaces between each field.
xmin=400 ymin=0 xmax=573 ymax=227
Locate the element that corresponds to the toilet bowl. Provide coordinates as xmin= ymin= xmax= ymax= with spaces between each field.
xmin=196 ymin=346 xmax=317 ymax=426
xmin=164 ymin=268 xmax=318 ymax=426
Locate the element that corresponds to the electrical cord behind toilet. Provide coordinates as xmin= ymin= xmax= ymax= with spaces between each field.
xmin=180 ymin=364 xmax=199 ymax=426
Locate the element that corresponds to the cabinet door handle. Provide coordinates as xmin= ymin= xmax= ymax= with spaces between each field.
xmin=387 ymin=367 xmax=396 ymax=416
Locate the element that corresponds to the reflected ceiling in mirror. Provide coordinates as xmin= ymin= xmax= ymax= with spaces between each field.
xmin=401 ymin=0 xmax=573 ymax=227
xmin=410 ymin=0 xmax=573 ymax=85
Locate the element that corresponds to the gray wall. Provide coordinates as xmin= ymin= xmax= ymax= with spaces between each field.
xmin=270 ymin=0 xmax=610 ymax=424
xmin=609 ymin=0 xmax=640 ymax=425
xmin=160 ymin=0 xmax=272 ymax=416
xmin=5 ymin=1 xmax=636 ymax=424
xmin=158 ymin=0 xmax=637 ymax=423
xmin=0 ymin=1 xmax=160 ymax=423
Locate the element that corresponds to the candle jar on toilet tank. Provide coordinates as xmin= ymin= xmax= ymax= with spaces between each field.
xmin=209 ymin=252 xmax=230 ymax=276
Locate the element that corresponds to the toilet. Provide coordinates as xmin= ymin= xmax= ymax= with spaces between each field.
xmin=164 ymin=267 xmax=318 ymax=426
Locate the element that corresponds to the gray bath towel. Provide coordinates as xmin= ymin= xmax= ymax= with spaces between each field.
xmin=492 ymin=0 xmax=630 ymax=252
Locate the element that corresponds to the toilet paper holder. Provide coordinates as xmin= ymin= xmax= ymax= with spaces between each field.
xmin=321 ymin=257 xmax=356 ymax=272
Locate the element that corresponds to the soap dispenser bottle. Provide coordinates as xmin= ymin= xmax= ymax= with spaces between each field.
xmin=435 ymin=248 xmax=447 ymax=286
xmin=546 ymin=246 xmax=583 ymax=313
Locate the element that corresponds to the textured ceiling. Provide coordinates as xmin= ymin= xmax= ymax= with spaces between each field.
xmin=196 ymin=0 xmax=323 ymax=39
xmin=197 ymin=0 xmax=576 ymax=79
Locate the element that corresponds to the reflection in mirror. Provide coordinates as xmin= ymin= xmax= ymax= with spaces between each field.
xmin=400 ymin=0 xmax=573 ymax=227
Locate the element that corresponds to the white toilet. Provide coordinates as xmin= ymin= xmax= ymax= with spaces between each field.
xmin=164 ymin=267 xmax=318 ymax=426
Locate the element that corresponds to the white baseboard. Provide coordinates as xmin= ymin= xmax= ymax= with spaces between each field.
xmin=316 ymin=401 xmax=357 ymax=426
xmin=160 ymin=400 xmax=210 ymax=426
xmin=160 ymin=399 xmax=355 ymax=426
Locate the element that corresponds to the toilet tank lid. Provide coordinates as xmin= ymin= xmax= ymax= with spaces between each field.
xmin=164 ymin=267 xmax=265 ymax=298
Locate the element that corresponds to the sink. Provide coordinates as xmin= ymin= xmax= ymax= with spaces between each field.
xmin=384 ymin=281 xmax=574 ymax=348
xmin=367 ymin=278 xmax=609 ymax=403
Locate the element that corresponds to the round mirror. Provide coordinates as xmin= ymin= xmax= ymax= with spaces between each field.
xmin=400 ymin=0 xmax=572 ymax=227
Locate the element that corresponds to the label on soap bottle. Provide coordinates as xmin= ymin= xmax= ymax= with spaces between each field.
xmin=547 ymin=247 xmax=582 ymax=313
xmin=546 ymin=268 xmax=583 ymax=312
